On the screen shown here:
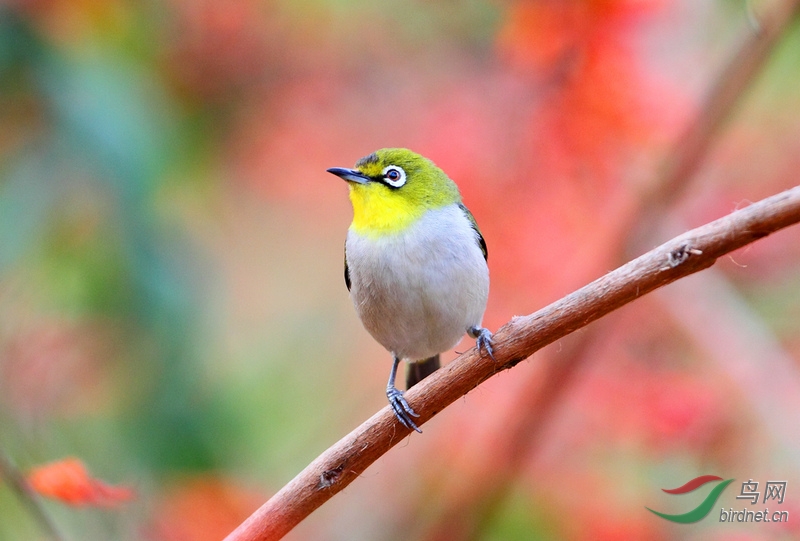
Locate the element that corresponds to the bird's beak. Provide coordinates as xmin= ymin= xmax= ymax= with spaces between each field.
xmin=326 ymin=167 xmax=370 ymax=185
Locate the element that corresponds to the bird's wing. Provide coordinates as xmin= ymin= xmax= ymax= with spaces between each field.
xmin=344 ymin=240 xmax=352 ymax=291
xmin=458 ymin=203 xmax=487 ymax=261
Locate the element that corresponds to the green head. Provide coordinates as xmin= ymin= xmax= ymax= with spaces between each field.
xmin=327 ymin=148 xmax=461 ymax=237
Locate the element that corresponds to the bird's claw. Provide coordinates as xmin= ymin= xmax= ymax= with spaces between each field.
xmin=469 ymin=326 xmax=495 ymax=361
xmin=387 ymin=386 xmax=421 ymax=433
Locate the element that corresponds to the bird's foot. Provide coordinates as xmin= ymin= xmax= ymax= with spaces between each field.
xmin=469 ymin=326 xmax=495 ymax=361
xmin=386 ymin=385 xmax=421 ymax=433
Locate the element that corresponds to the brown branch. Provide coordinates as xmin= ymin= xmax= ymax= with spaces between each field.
xmin=226 ymin=185 xmax=800 ymax=541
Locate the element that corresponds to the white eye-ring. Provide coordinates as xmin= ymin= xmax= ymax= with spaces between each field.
xmin=382 ymin=165 xmax=407 ymax=188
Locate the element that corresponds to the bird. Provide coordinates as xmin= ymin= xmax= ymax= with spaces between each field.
xmin=327 ymin=148 xmax=493 ymax=432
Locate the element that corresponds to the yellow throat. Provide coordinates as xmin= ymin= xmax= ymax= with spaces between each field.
xmin=348 ymin=183 xmax=425 ymax=237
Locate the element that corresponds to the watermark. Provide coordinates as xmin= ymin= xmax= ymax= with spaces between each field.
xmin=719 ymin=507 xmax=788 ymax=523
xmin=736 ymin=479 xmax=786 ymax=505
xmin=646 ymin=475 xmax=789 ymax=525
xmin=646 ymin=475 xmax=733 ymax=524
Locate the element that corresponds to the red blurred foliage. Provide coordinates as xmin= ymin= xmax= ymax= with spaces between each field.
xmin=27 ymin=457 xmax=134 ymax=507
xmin=496 ymin=0 xmax=676 ymax=179
xmin=571 ymin=505 xmax=665 ymax=541
xmin=578 ymin=359 xmax=725 ymax=450
xmin=146 ymin=475 xmax=266 ymax=541
xmin=1 ymin=320 xmax=115 ymax=422
xmin=558 ymin=305 xmax=726 ymax=452
xmin=163 ymin=0 xmax=276 ymax=104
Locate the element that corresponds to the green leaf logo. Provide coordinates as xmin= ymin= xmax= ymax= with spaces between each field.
xmin=646 ymin=476 xmax=734 ymax=524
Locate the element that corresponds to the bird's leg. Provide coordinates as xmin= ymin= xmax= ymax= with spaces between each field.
xmin=386 ymin=355 xmax=421 ymax=433
xmin=468 ymin=326 xmax=495 ymax=361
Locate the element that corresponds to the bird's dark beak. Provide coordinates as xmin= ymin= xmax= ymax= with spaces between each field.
xmin=326 ymin=167 xmax=370 ymax=185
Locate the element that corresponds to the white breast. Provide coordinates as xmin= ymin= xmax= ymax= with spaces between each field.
xmin=345 ymin=204 xmax=489 ymax=361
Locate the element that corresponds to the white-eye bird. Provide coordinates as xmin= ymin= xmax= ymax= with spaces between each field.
xmin=327 ymin=148 xmax=493 ymax=432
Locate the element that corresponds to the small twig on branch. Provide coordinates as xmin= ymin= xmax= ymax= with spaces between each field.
xmin=226 ymin=185 xmax=800 ymax=541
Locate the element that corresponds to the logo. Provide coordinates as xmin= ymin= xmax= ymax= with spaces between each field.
xmin=646 ymin=475 xmax=734 ymax=524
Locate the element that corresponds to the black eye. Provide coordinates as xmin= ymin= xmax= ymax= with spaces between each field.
xmin=382 ymin=165 xmax=407 ymax=187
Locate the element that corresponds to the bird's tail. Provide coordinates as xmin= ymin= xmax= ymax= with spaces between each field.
xmin=405 ymin=354 xmax=440 ymax=389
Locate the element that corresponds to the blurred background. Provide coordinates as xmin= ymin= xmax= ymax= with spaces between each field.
xmin=1 ymin=0 xmax=800 ymax=539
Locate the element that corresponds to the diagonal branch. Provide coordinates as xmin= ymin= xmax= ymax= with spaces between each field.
xmin=419 ymin=2 xmax=800 ymax=534
xmin=226 ymin=185 xmax=800 ymax=541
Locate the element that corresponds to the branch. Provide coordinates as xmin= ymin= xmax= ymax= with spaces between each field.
xmin=226 ymin=185 xmax=800 ymax=541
